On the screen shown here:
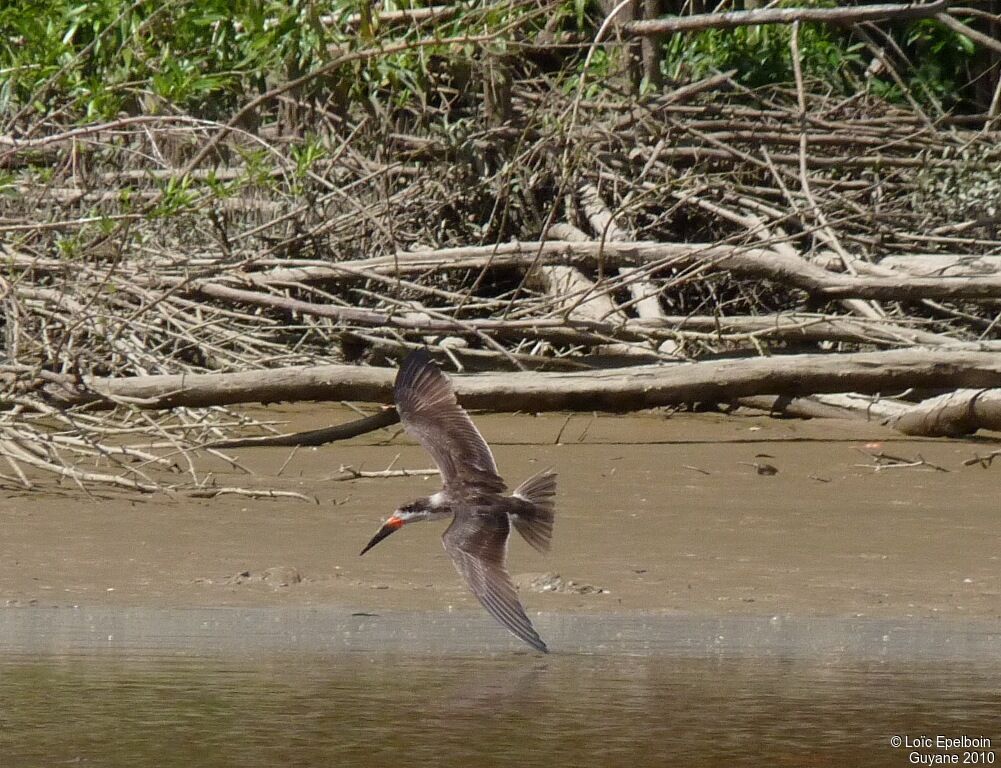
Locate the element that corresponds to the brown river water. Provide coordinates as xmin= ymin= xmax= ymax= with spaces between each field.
xmin=2 ymin=408 xmax=1000 ymax=764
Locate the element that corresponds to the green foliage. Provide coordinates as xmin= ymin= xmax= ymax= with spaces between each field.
xmin=289 ymin=134 xmax=326 ymax=195
xmin=0 ymin=0 xmax=352 ymax=121
xmin=237 ymin=146 xmax=278 ymax=191
xmin=0 ymin=0 xmax=985 ymax=125
xmin=0 ymin=0 xmax=548 ymax=123
xmin=0 ymin=170 xmax=15 ymax=196
xmin=662 ymin=13 xmax=864 ymax=90
xmin=902 ymin=17 xmax=977 ymax=106
xmin=658 ymin=3 xmax=977 ymax=109
xmin=151 ymin=174 xmax=198 ymax=218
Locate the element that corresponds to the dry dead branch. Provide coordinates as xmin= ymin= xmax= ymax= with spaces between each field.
xmin=876 ymin=255 xmax=1001 ymax=277
xmin=206 ymin=407 xmax=401 ymax=449
xmin=24 ymin=350 xmax=1001 ymax=413
xmin=624 ymin=2 xmax=949 ymax=36
xmin=328 ymin=465 xmax=440 ymax=481
xmin=185 ymin=487 xmax=314 ymax=501
xmin=855 ymin=449 xmax=951 ymax=473
xmin=534 ymin=220 xmax=658 ymax=360
xmin=579 ymin=184 xmax=666 ymax=322
xmin=963 ymin=450 xmax=1001 ymax=468
xmin=5 ymin=16 xmax=1001 ymax=492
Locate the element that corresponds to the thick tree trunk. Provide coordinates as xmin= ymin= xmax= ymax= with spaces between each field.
xmin=884 ymin=389 xmax=1001 ymax=437
xmin=28 ymin=349 xmax=1001 ymax=414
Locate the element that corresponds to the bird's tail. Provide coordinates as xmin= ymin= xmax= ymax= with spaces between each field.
xmin=511 ymin=469 xmax=557 ymax=554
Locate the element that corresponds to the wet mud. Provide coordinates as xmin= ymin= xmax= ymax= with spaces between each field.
xmin=3 ymin=408 xmax=1000 ymax=638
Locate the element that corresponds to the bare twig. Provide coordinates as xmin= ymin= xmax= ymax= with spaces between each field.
xmin=624 ymin=2 xmax=950 ymax=35
xmin=327 ymin=465 xmax=440 ymax=482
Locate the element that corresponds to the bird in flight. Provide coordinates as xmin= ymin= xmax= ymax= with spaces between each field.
xmin=360 ymin=349 xmax=557 ymax=653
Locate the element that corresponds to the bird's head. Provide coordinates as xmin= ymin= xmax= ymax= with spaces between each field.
xmin=359 ymin=498 xmax=432 ymax=556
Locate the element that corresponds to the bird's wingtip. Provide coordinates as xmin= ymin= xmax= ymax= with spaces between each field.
xmin=523 ymin=631 xmax=549 ymax=654
xmin=395 ymin=347 xmax=438 ymax=394
xmin=400 ymin=347 xmax=433 ymax=372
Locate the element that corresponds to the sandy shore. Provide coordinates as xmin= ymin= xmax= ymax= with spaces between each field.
xmin=3 ymin=408 xmax=1000 ymax=649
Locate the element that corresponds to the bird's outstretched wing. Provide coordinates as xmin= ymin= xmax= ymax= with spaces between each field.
xmin=394 ymin=350 xmax=506 ymax=495
xmin=442 ymin=512 xmax=548 ymax=653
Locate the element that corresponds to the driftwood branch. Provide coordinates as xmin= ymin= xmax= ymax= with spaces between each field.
xmin=739 ymin=390 xmax=916 ymax=424
xmin=884 ymin=389 xmax=1001 ymax=437
xmin=735 ymin=394 xmax=904 ymax=422
xmin=964 ymin=450 xmax=1001 ymax=468
xmin=740 ymin=388 xmax=1001 ymax=438
xmin=180 ymin=280 xmax=975 ymax=348
xmin=876 ymin=255 xmax=1001 ymax=277
xmin=206 ymin=407 xmax=401 ymax=449
xmin=855 ymin=450 xmax=951 ymax=473
xmin=328 ymin=465 xmax=439 ymax=481
xmin=31 ymin=350 xmax=1001 ymax=413
xmin=579 ymin=184 xmax=666 ymax=322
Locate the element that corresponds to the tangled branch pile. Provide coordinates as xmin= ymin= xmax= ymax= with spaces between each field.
xmin=2 ymin=0 xmax=1001 ymax=492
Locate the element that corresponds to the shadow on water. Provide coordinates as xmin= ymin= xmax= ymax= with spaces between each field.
xmin=2 ymin=652 xmax=999 ymax=767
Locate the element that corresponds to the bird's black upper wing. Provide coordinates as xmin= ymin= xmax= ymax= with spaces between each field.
xmin=442 ymin=511 xmax=548 ymax=653
xmin=394 ymin=350 xmax=506 ymax=495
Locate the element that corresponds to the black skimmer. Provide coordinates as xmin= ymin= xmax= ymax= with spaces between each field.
xmin=360 ymin=350 xmax=556 ymax=653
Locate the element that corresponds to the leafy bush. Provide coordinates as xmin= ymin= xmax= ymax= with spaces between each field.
xmin=0 ymin=0 xmax=337 ymax=119
xmin=657 ymin=2 xmax=979 ymax=110
xmin=0 ymin=0 xmax=986 ymax=124
xmin=0 ymin=0 xmax=508 ymax=122
xmin=662 ymin=16 xmax=865 ymax=91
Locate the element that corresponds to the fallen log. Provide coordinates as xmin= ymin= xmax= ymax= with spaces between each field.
xmin=736 ymin=395 xmax=877 ymax=421
xmin=737 ymin=392 xmax=912 ymax=422
xmin=734 ymin=389 xmax=1001 ymax=438
xmin=30 ymin=349 xmax=1001 ymax=413
xmin=884 ymin=389 xmax=1001 ymax=437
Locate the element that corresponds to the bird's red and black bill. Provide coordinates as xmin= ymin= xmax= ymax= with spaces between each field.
xmin=359 ymin=515 xmax=404 ymax=556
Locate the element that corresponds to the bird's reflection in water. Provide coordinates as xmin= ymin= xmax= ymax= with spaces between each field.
xmin=440 ymin=660 xmax=551 ymax=715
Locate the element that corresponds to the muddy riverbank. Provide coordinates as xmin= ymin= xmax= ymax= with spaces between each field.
xmin=3 ymin=409 xmax=1000 ymax=633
